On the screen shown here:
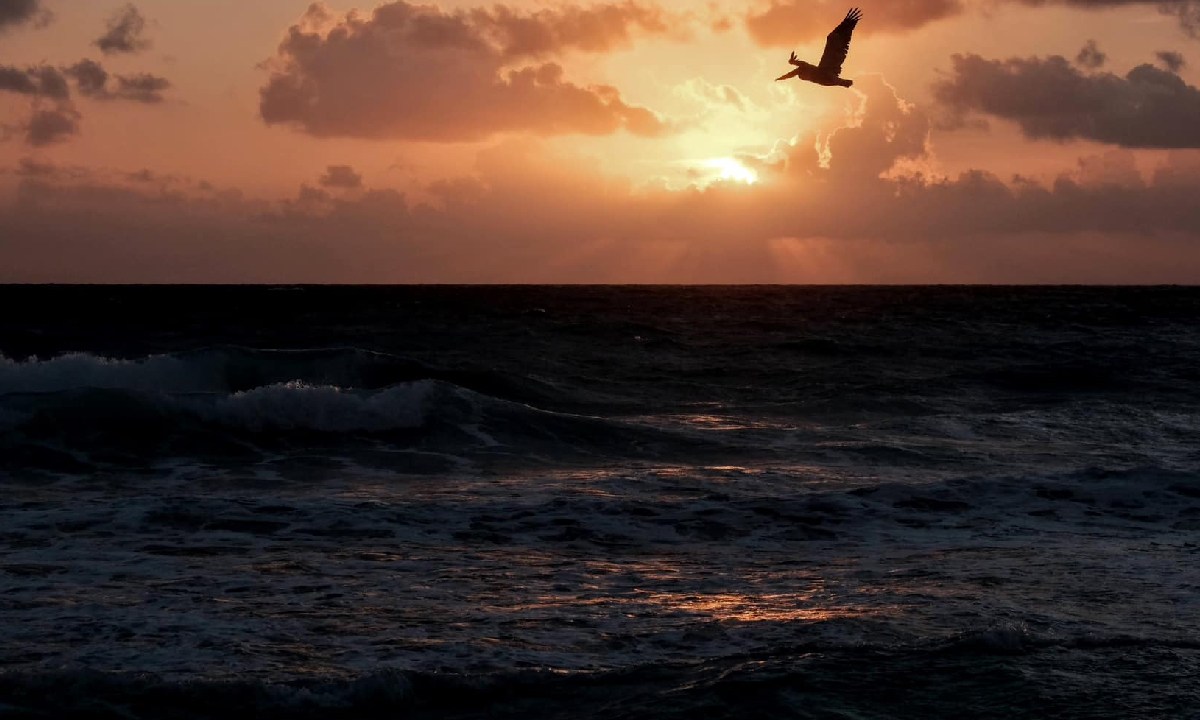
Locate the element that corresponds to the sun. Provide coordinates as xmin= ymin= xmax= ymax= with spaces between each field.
xmin=705 ymin=157 xmax=758 ymax=185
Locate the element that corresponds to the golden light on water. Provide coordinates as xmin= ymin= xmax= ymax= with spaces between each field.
xmin=638 ymin=591 xmax=881 ymax=623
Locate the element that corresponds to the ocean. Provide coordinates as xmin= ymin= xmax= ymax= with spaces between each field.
xmin=0 ymin=285 xmax=1197 ymax=719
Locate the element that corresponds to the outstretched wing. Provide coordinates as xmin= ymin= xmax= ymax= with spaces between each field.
xmin=818 ymin=7 xmax=861 ymax=76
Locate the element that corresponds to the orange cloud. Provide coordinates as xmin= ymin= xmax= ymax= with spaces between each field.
xmin=745 ymin=0 xmax=1200 ymax=47
xmin=746 ymin=0 xmax=962 ymax=47
xmin=319 ymin=165 xmax=363 ymax=189
xmin=1016 ymin=0 xmax=1200 ymax=38
xmin=467 ymin=1 xmax=684 ymax=59
xmin=258 ymin=1 xmax=675 ymax=141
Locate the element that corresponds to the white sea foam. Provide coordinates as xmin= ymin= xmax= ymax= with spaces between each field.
xmin=0 ymin=347 xmax=416 ymax=396
xmin=186 ymin=381 xmax=434 ymax=432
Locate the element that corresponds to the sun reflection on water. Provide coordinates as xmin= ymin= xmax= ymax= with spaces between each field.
xmin=636 ymin=591 xmax=879 ymax=623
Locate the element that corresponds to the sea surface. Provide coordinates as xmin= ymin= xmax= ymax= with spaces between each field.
xmin=0 ymin=285 xmax=1198 ymax=719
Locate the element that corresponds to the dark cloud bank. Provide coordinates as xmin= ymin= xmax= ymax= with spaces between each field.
xmin=934 ymin=52 xmax=1200 ymax=147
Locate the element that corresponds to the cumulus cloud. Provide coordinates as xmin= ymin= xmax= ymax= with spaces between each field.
xmin=1075 ymin=39 xmax=1106 ymax=68
xmin=469 ymin=1 xmax=684 ymax=59
xmin=319 ymin=165 xmax=364 ymax=189
xmin=933 ymin=53 xmax=1200 ymax=147
xmin=1157 ymin=50 xmax=1186 ymax=71
xmin=0 ymin=0 xmax=49 ymax=31
xmin=95 ymin=4 xmax=151 ymax=55
xmin=258 ymin=1 xmax=671 ymax=141
xmin=745 ymin=0 xmax=962 ymax=47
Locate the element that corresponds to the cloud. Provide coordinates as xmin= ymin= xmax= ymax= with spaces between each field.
xmin=0 ymin=65 xmax=69 ymax=99
xmin=112 ymin=73 xmax=170 ymax=103
xmin=9 ymin=77 xmax=1200 ymax=283
xmin=678 ymin=78 xmax=750 ymax=111
xmin=258 ymin=1 xmax=671 ymax=141
xmin=1157 ymin=50 xmax=1186 ymax=71
xmin=1075 ymin=39 xmax=1106 ymax=68
xmin=744 ymin=1 xmax=1200 ymax=46
xmin=1 ymin=59 xmax=168 ymax=147
xmin=469 ymin=1 xmax=685 ymax=59
xmin=319 ymin=165 xmax=364 ymax=189
xmin=2 ymin=60 xmax=169 ymax=103
xmin=0 ymin=0 xmax=49 ymax=31
xmin=66 ymin=59 xmax=108 ymax=97
xmin=95 ymin=4 xmax=151 ymax=55
xmin=745 ymin=0 xmax=962 ymax=47
xmin=66 ymin=60 xmax=171 ymax=103
xmin=933 ymin=53 xmax=1200 ymax=147
xmin=1013 ymin=1 xmax=1200 ymax=37
xmin=1014 ymin=0 xmax=1200 ymax=38
xmin=1169 ymin=1 xmax=1200 ymax=37
xmin=26 ymin=107 xmax=81 ymax=146
xmin=15 ymin=157 xmax=56 ymax=176
xmin=0 ymin=65 xmax=78 ymax=147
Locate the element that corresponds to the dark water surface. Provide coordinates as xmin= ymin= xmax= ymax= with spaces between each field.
xmin=1 ymin=286 xmax=1197 ymax=718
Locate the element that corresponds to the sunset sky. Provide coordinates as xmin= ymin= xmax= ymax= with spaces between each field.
xmin=2 ymin=0 xmax=1199 ymax=282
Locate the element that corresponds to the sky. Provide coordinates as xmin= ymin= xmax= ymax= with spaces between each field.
xmin=2 ymin=0 xmax=1200 ymax=283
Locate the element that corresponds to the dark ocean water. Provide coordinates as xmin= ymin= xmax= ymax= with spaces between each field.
xmin=0 ymin=285 xmax=1198 ymax=719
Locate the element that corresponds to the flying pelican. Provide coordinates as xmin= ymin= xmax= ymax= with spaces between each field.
xmin=775 ymin=8 xmax=861 ymax=88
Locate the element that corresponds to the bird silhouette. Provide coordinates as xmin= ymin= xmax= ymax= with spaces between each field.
xmin=775 ymin=8 xmax=861 ymax=88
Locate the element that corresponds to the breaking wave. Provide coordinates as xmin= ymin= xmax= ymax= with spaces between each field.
xmin=0 ymin=349 xmax=708 ymax=473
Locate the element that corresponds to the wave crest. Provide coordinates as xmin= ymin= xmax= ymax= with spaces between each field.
xmin=0 ymin=347 xmax=431 ymax=395
xmin=201 ymin=381 xmax=433 ymax=432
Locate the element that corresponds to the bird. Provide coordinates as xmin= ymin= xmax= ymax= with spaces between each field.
xmin=775 ymin=8 xmax=861 ymax=88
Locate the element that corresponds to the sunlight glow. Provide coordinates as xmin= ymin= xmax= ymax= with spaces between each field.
xmin=705 ymin=157 xmax=758 ymax=185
